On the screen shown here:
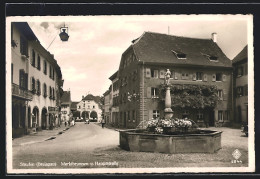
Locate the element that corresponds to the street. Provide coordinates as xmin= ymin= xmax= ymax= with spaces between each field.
xmin=12 ymin=123 xmax=248 ymax=169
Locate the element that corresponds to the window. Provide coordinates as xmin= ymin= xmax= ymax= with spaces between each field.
xmin=19 ymin=69 xmax=28 ymax=90
xmin=44 ymin=61 xmax=47 ymax=75
xmin=181 ymin=72 xmax=189 ymax=80
xmin=52 ymin=68 xmax=55 ymax=80
xmin=93 ymin=105 xmax=95 ymax=109
xmin=37 ymin=55 xmax=41 ymax=70
xmin=128 ymin=111 xmax=131 ymax=121
xmin=202 ymin=53 xmax=218 ymax=61
xmin=132 ymin=110 xmax=136 ymax=122
xmin=49 ymin=65 xmax=52 ymax=78
xmin=218 ymin=111 xmax=223 ymax=121
xmin=153 ymin=110 xmax=160 ymax=119
xmin=43 ymin=83 xmax=47 ymax=98
xmin=216 ymin=73 xmax=222 ymax=81
xmin=237 ymin=86 xmax=243 ymax=97
xmin=31 ymin=77 xmax=36 ymax=93
xmin=151 ymin=69 xmax=159 ymax=78
xmin=196 ymin=72 xmax=203 ymax=81
xmin=197 ymin=111 xmax=204 ymax=120
xmin=49 ymin=86 xmax=52 ymax=99
xmin=78 ymin=106 xmax=81 ymax=109
xmin=83 ymin=103 xmax=85 ymax=107
xmin=52 ymin=88 xmax=55 ymax=100
xmin=170 ymin=70 xmax=175 ymax=79
xmin=20 ymin=35 xmax=28 ymax=56
xmin=224 ymin=111 xmax=230 ymax=121
xmin=32 ymin=50 xmax=36 ymax=67
xmin=244 ymin=85 xmax=248 ymax=96
xmin=151 ymin=88 xmax=159 ymax=98
xmin=36 ymin=80 xmax=41 ymax=95
xmin=217 ymin=90 xmax=223 ymax=100
xmin=172 ymin=50 xmax=187 ymax=59
xmin=88 ymin=105 xmax=90 ymax=109
xmin=237 ymin=66 xmax=243 ymax=77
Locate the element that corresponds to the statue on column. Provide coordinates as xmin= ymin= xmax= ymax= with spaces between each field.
xmin=165 ymin=69 xmax=171 ymax=85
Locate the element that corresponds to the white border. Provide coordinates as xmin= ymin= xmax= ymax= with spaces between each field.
xmin=6 ymin=14 xmax=255 ymax=174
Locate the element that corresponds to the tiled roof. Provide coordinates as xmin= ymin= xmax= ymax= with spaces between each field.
xmin=61 ymin=91 xmax=71 ymax=103
xmin=132 ymin=32 xmax=232 ymax=68
xmin=109 ymin=71 xmax=118 ymax=81
xmin=232 ymin=45 xmax=248 ymax=64
xmin=82 ymin=94 xmax=96 ymax=101
xmin=71 ymin=102 xmax=79 ymax=109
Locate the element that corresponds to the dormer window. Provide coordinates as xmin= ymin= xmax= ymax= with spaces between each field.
xmin=201 ymin=53 xmax=218 ymax=61
xmin=171 ymin=50 xmax=187 ymax=59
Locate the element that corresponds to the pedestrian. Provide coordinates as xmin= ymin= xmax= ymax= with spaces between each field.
xmin=65 ymin=121 xmax=67 ymax=127
xmin=68 ymin=120 xmax=71 ymax=126
xmin=101 ymin=119 xmax=105 ymax=128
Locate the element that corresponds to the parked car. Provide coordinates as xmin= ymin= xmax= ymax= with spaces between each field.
xmin=241 ymin=122 xmax=248 ymax=137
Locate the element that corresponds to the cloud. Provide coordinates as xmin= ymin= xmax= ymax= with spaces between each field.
xmin=40 ymin=22 xmax=49 ymax=29
xmin=62 ymin=67 xmax=87 ymax=82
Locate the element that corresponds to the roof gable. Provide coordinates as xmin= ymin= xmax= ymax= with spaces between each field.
xmin=132 ymin=32 xmax=232 ymax=68
xmin=61 ymin=91 xmax=71 ymax=103
xmin=232 ymin=45 xmax=248 ymax=64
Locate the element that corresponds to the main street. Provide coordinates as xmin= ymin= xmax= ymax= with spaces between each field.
xmin=12 ymin=123 xmax=248 ymax=169
xmin=13 ymin=122 xmax=119 ymax=168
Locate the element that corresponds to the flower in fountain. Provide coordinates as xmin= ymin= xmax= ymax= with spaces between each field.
xmin=155 ymin=127 xmax=163 ymax=134
xmin=160 ymin=119 xmax=173 ymax=127
xmin=173 ymin=118 xmax=192 ymax=128
xmin=147 ymin=118 xmax=159 ymax=127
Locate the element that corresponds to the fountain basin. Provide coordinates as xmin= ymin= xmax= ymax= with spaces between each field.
xmin=119 ymin=129 xmax=222 ymax=154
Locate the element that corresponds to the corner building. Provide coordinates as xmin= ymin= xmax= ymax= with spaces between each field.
xmin=11 ymin=22 xmax=63 ymax=137
xmin=117 ymin=32 xmax=233 ymax=128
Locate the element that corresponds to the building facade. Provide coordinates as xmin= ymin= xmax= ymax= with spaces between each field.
xmin=11 ymin=22 xmax=63 ymax=137
xmin=103 ymin=87 xmax=111 ymax=124
xmin=109 ymin=71 xmax=120 ymax=127
xmin=76 ymin=94 xmax=102 ymax=122
xmin=232 ymin=45 xmax=248 ymax=126
xmin=60 ymin=91 xmax=72 ymax=122
xmin=115 ymin=32 xmax=233 ymax=129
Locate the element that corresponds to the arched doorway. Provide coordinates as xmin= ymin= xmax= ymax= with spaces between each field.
xmin=32 ymin=107 xmax=39 ymax=129
xmin=73 ymin=111 xmax=80 ymax=118
xmin=90 ymin=111 xmax=97 ymax=120
xmin=41 ymin=108 xmax=47 ymax=130
xmin=28 ymin=107 xmax=31 ymax=128
xmin=82 ymin=111 xmax=89 ymax=119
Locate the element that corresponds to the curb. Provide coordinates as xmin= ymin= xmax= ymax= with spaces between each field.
xmin=18 ymin=127 xmax=71 ymax=146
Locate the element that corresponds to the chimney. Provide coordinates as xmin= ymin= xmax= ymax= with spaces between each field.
xmin=82 ymin=95 xmax=84 ymax=99
xmin=211 ymin=32 xmax=217 ymax=43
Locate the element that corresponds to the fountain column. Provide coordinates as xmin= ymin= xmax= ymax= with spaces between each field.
xmin=164 ymin=69 xmax=173 ymax=120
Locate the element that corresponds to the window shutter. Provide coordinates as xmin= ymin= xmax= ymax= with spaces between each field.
xmin=192 ymin=73 xmax=196 ymax=81
xmin=159 ymin=70 xmax=165 ymax=78
xmin=25 ymin=73 xmax=28 ymax=90
xmin=222 ymin=74 xmax=226 ymax=82
xmin=212 ymin=74 xmax=216 ymax=82
xmin=203 ymin=74 xmax=207 ymax=82
xmin=223 ymin=89 xmax=227 ymax=100
xmin=146 ymin=68 xmax=151 ymax=78
xmin=244 ymin=85 xmax=248 ymax=96
xmin=146 ymin=87 xmax=151 ymax=98
xmin=149 ymin=110 xmax=153 ymax=119
xmin=19 ymin=70 xmax=22 ymax=87
xmin=154 ymin=70 xmax=158 ymax=78
xmin=174 ymin=72 xmax=178 ymax=80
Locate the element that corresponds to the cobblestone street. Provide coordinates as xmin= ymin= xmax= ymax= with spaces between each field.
xmin=12 ymin=122 xmax=248 ymax=169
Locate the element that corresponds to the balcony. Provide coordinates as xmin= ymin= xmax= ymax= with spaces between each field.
xmin=12 ymin=83 xmax=33 ymax=101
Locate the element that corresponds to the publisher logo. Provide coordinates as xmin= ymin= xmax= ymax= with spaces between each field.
xmin=232 ymin=149 xmax=242 ymax=160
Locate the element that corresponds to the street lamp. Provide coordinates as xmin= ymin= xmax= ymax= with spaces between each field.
xmin=59 ymin=24 xmax=69 ymax=42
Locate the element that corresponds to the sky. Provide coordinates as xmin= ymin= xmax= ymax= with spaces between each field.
xmin=18 ymin=15 xmax=251 ymax=101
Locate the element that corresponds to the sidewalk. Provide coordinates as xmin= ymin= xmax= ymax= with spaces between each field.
xmin=12 ymin=125 xmax=72 ymax=146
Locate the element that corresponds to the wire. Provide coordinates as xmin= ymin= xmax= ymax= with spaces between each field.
xmin=47 ymin=32 xmax=59 ymax=50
